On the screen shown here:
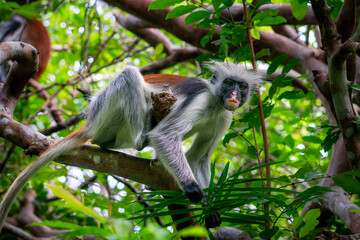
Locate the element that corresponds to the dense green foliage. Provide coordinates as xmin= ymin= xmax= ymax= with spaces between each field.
xmin=1 ymin=0 xmax=358 ymax=239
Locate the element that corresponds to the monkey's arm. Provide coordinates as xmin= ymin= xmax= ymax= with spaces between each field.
xmin=186 ymin=132 xmax=223 ymax=189
xmin=148 ymin=97 xmax=208 ymax=202
xmin=149 ymin=128 xmax=203 ymax=202
xmin=185 ymin=130 xmax=230 ymax=229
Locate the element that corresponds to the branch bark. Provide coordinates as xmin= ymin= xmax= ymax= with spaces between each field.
xmin=114 ymin=13 xmax=174 ymax=55
xmin=311 ymin=0 xmax=360 ymax=169
xmin=0 ymin=42 xmax=52 ymax=155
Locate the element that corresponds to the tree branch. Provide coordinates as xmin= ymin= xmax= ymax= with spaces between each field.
xmin=0 ymin=42 xmax=39 ymax=115
xmin=140 ymin=47 xmax=206 ymax=74
xmin=114 ymin=13 xmax=174 ymax=55
xmin=55 ymin=145 xmax=178 ymax=191
xmin=336 ymin=0 xmax=355 ymax=42
xmin=349 ymin=0 xmax=360 ymax=42
xmin=312 ymin=0 xmax=360 ymax=169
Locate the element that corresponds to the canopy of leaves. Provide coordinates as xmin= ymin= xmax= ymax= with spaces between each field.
xmin=0 ymin=0 xmax=358 ymax=239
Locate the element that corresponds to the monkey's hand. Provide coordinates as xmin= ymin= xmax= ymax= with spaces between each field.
xmin=205 ymin=212 xmax=222 ymax=228
xmin=183 ymin=182 xmax=204 ymax=203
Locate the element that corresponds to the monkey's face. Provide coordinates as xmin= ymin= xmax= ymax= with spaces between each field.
xmin=220 ymin=78 xmax=249 ymax=111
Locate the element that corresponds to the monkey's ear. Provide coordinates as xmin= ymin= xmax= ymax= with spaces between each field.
xmin=210 ymin=72 xmax=218 ymax=84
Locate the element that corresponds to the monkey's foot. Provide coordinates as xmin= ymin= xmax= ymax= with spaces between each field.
xmin=205 ymin=212 xmax=221 ymax=228
xmin=184 ymin=182 xmax=204 ymax=203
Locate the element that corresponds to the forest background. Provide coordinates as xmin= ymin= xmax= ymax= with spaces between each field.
xmin=0 ymin=0 xmax=359 ymax=239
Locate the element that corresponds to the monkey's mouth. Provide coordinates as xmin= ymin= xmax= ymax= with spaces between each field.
xmin=226 ymin=99 xmax=240 ymax=110
xmin=227 ymin=99 xmax=239 ymax=107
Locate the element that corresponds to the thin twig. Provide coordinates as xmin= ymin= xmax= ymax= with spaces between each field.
xmin=111 ymin=175 xmax=164 ymax=226
xmin=242 ymin=0 xmax=271 ymax=237
xmin=0 ymin=144 xmax=15 ymax=173
xmin=3 ymin=222 xmax=35 ymax=240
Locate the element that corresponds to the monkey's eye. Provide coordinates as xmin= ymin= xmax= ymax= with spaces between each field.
xmin=224 ymin=81 xmax=232 ymax=87
xmin=238 ymin=83 xmax=248 ymax=90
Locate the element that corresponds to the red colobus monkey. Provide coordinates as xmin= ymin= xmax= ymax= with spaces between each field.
xmin=0 ymin=62 xmax=261 ymax=229
xmin=0 ymin=14 xmax=51 ymax=82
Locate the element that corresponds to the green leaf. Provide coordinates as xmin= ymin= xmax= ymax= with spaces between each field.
xmin=239 ymin=161 xmax=284 ymax=175
xmin=58 ymin=226 xmax=112 ymax=238
xmin=223 ymin=0 xmax=235 ymax=8
xmin=260 ymin=226 xmax=279 ymax=239
xmin=222 ymin=213 xmax=271 ymax=224
xmin=304 ymin=208 xmax=321 ymax=222
xmin=166 ymin=5 xmax=198 ymax=19
xmin=185 ymin=10 xmax=212 ymax=25
xmin=349 ymin=209 xmax=360 ymax=212
xmin=112 ymin=219 xmax=132 ymax=238
xmin=252 ymin=10 xmax=280 ymax=21
xmin=299 ymin=220 xmax=318 ymax=238
xmin=223 ymin=132 xmax=238 ymax=146
xmin=304 ymin=170 xmax=325 ymax=181
xmin=136 ymin=190 xmax=182 ymax=197
xmin=154 ymin=43 xmax=164 ymax=56
xmin=247 ymin=145 xmax=258 ymax=158
xmin=292 ymin=216 xmax=303 ymax=229
xmin=212 ymin=0 xmax=223 ymax=13
xmin=130 ymin=207 xmax=203 ymax=220
xmin=0 ymin=2 xmax=40 ymax=20
xmin=267 ymin=55 xmax=287 ymax=75
xmin=284 ymin=135 xmax=295 ymax=149
xmin=299 ymin=209 xmax=320 ymax=238
xmin=291 ymin=167 xmax=313 ymax=179
xmin=328 ymin=0 xmax=343 ymax=20
xmin=47 ymin=184 xmax=106 ymax=224
xmin=269 ymin=74 xmax=285 ymax=98
xmin=217 ymin=162 xmax=230 ymax=186
xmin=31 ymin=221 xmax=81 ymax=230
xmin=302 ymin=136 xmax=323 ymax=144
xmin=322 ymin=129 xmax=341 ymax=152
xmin=256 ymin=16 xmax=286 ymax=26
xmin=232 ymin=46 xmax=253 ymax=62
xmin=195 ymin=53 xmax=213 ymax=61
xmin=271 ymin=0 xmax=290 ymax=2
xmin=220 ymin=187 xmax=297 ymax=194
xmin=135 ymin=194 xmax=187 ymax=213
xmin=333 ymin=174 xmax=360 ymax=195
xmin=290 ymin=0 xmax=308 ymax=20
xmin=148 ymin=0 xmax=184 ymax=10
xmin=178 ymin=226 xmax=208 ymax=237
xmin=282 ymin=58 xmax=300 ymax=74
xmin=222 ymin=212 xmax=272 ymax=221
xmin=209 ymin=161 xmax=216 ymax=188
xmin=201 ymin=29 xmax=214 ymax=47
xmin=255 ymin=48 xmax=270 ymax=59
xmin=277 ymin=90 xmax=305 ymax=100
xmin=296 ymin=186 xmax=332 ymax=200
xmin=163 ymin=215 xmax=201 ymax=228
xmin=250 ymin=27 xmax=260 ymax=40
xmin=232 ymin=25 xmax=246 ymax=44
xmin=249 ymin=91 xmax=260 ymax=105
xmin=341 ymin=170 xmax=360 ymax=178
xmin=351 ymin=84 xmax=360 ymax=91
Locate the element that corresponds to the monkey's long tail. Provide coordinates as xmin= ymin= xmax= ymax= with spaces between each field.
xmin=0 ymin=129 xmax=88 ymax=231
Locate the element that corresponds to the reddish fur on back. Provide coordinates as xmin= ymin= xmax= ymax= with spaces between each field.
xmin=22 ymin=18 xmax=51 ymax=81
xmin=144 ymin=74 xmax=187 ymax=87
